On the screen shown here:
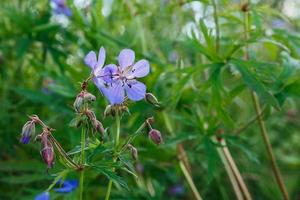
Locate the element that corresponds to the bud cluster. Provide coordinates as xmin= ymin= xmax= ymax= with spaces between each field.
xmin=73 ymin=90 xmax=106 ymax=141
xmin=20 ymin=115 xmax=56 ymax=168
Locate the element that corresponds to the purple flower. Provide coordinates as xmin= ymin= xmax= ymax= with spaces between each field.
xmin=55 ymin=179 xmax=79 ymax=193
xmin=97 ymin=49 xmax=150 ymax=104
xmin=51 ymin=0 xmax=72 ymax=17
xmin=168 ymin=184 xmax=185 ymax=196
xmin=35 ymin=192 xmax=50 ymax=200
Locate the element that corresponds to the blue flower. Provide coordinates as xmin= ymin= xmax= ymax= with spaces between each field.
xmin=35 ymin=192 xmax=50 ymax=200
xmin=54 ymin=179 xmax=79 ymax=193
xmin=35 ymin=179 xmax=78 ymax=200
xmin=51 ymin=0 xmax=72 ymax=17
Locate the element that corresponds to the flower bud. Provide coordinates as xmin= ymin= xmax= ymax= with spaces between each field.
xmin=148 ymin=129 xmax=162 ymax=145
xmin=20 ymin=121 xmax=35 ymax=144
xmin=128 ymin=144 xmax=138 ymax=160
xmin=40 ymin=133 xmax=55 ymax=168
xmin=92 ymin=120 xmax=105 ymax=140
xmin=83 ymin=92 xmax=96 ymax=102
xmin=145 ymin=93 xmax=160 ymax=107
xmin=73 ymin=94 xmax=84 ymax=112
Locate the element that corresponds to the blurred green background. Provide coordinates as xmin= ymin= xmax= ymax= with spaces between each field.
xmin=0 ymin=0 xmax=300 ymax=199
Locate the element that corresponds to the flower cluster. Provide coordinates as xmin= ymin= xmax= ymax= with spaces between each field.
xmin=84 ymin=47 xmax=150 ymax=105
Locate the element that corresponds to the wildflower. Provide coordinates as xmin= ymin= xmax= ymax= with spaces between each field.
xmin=20 ymin=121 xmax=35 ymax=144
xmin=168 ymin=184 xmax=185 ymax=196
xmin=148 ymin=129 xmax=162 ymax=145
xmin=35 ymin=192 xmax=50 ymax=200
xmin=97 ymin=49 xmax=150 ymax=105
xmin=51 ymin=0 xmax=72 ymax=17
xmin=55 ymin=179 xmax=79 ymax=193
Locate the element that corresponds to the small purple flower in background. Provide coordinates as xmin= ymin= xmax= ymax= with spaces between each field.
xmin=35 ymin=179 xmax=78 ymax=200
xmin=98 ymin=49 xmax=150 ymax=105
xmin=168 ymin=184 xmax=185 ymax=196
xmin=35 ymin=192 xmax=50 ymax=200
xmin=55 ymin=179 xmax=79 ymax=193
xmin=51 ymin=0 xmax=72 ymax=17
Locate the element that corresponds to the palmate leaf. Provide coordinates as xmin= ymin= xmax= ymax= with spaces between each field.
xmin=231 ymin=59 xmax=280 ymax=110
xmin=91 ymin=165 xmax=128 ymax=190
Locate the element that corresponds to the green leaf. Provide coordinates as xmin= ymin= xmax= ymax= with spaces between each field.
xmin=231 ymin=59 xmax=280 ymax=109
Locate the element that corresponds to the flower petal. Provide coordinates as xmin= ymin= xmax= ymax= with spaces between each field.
xmin=84 ymin=51 xmax=97 ymax=69
xmin=102 ymin=64 xmax=118 ymax=84
xmin=94 ymin=47 xmax=106 ymax=74
xmin=98 ymin=81 xmax=125 ymax=105
xmin=131 ymin=59 xmax=150 ymax=78
xmin=35 ymin=192 xmax=50 ymax=200
xmin=125 ymin=80 xmax=146 ymax=101
xmin=118 ymin=49 xmax=135 ymax=69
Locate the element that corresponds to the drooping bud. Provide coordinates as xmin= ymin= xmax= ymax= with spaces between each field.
xmin=73 ymin=94 xmax=84 ymax=112
xmin=127 ymin=144 xmax=138 ymax=160
xmin=92 ymin=120 xmax=105 ymax=140
xmin=40 ymin=132 xmax=55 ymax=168
xmin=148 ymin=129 xmax=162 ymax=145
xmin=145 ymin=93 xmax=160 ymax=107
xmin=20 ymin=121 xmax=35 ymax=144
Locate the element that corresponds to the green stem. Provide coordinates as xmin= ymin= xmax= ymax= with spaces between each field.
xmin=105 ymin=112 xmax=121 ymax=200
xmin=79 ymin=127 xmax=86 ymax=200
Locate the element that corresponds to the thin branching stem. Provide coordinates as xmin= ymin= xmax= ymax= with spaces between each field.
xmin=162 ymin=112 xmax=202 ymax=200
xmin=243 ymin=1 xmax=289 ymax=199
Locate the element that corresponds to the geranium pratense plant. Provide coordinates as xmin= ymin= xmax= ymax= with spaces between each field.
xmin=19 ymin=47 xmax=161 ymax=200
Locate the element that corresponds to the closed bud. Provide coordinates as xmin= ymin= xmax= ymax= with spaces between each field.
xmin=86 ymin=109 xmax=96 ymax=122
xmin=20 ymin=121 xmax=35 ymax=144
xmin=93 ymin=120 xmax=105 ymax=140
xmin=40 ymin=133 xmax=55 ymax=168
xmin=83 ymin=92 xmax=96 ymax=102
xmin=148 ymin=129 xmax=162 ymax=145
xmin=145 ymin=93 xmax=160 ymax=107
xmin=128 ymin=144 xmax=138 ymax=160
xmin=73 ymin=94 xmax=84 ymax=112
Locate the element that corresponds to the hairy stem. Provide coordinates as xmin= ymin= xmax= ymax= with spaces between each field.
xmin=105 ymin=112 xmax=121 ymax=200
xmin=79 ymin=126 xmax=86 ymax=200
xmin=242 ymin=1 xmax=289 ymax=199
